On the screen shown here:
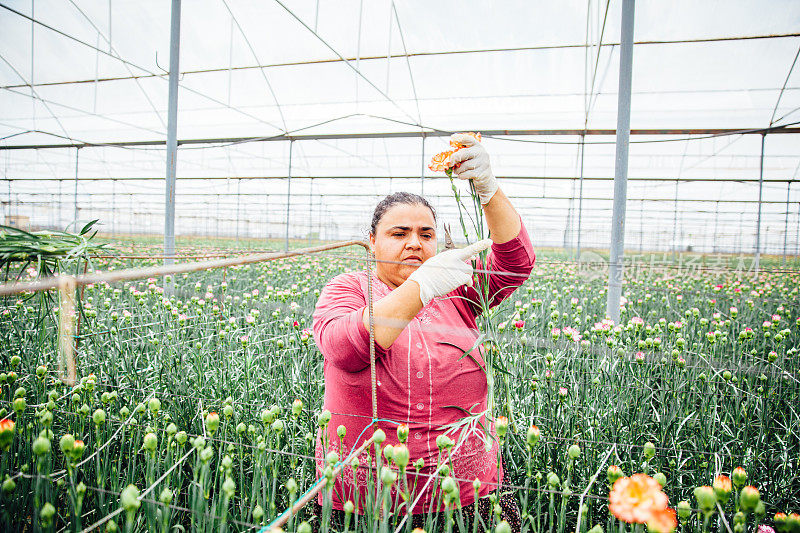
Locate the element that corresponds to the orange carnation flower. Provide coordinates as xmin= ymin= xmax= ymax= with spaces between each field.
xmin=609 ymin=474 xmax=669 ymax=524
xmin=647 ymin=507 xmax=677 ymax=533
xmin=450 ymin=131 xmax=482 ymax=149
xmin=0 ymin=418 xmax=14 ymax=432
xmin=428 ymin=150 xmax=455 ymax=172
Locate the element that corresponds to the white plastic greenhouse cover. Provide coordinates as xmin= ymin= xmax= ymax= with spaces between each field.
xmin=1 ymin=0 xmax=799 ymax=254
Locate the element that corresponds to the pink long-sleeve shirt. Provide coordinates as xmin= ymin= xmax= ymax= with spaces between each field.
xmin=313 ymin=221 xmax=535 ymax=512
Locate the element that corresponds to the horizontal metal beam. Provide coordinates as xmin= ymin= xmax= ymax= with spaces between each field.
xmin=10 ymin=190 xmax=794 ymax=204
xmin=4 ymin=175 xmax=797 ymax=183
xmin=2 ymin=126 xmax=799 ymax=151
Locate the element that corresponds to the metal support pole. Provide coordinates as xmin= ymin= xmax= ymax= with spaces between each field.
xmin=284 ymin=140 xmax=294 ymax=252
xmin=420 ymin=133 xmax=425 ymax=196
xmin=576 ymin=134 xmax=586 ymax=261
xmin=111 ymin=179 xmax=116 ymax=237
xmin=606 ymin=0 xmax=635 ymax=324
xmin=236 ymin=178 xmax=241 ymax=244
xmin=712 ymin=200 xmax=719 ymax=254
xmin=265 ymin=193 xmax=269 ymax=242
xmin=73 ymin=147 xmax=80 ymax=229
xmin=738 ymin=212 xmax=744 ymax=255
xmin=164 ymin=0 xmax=181 ymax=294
xmin=638 ymin=201 xmax=643 ymax=252
xmin=308 ymin=177 xmax=313 ymax=245
xmin=671 ymin=179 xmax=678 ymax=261
xmin=753 ymin=133 xmax=765 ymax=275
xmin=796 ymin=199 xmax=800 ymax=261
xmin=782 ymin=181 xmax=790 ymax=265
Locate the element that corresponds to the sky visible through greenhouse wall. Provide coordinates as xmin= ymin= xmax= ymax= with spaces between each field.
xmin=1 ymin=0 xmax=800 ymax=255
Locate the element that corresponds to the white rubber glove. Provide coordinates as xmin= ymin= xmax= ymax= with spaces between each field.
xmin=408 ymin=238 xmax=493 ymax=306
xmin=448 ymin=134 xmax=499 ymax=205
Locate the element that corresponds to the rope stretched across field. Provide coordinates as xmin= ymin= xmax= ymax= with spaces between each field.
xmin=0 ymin=240 xmax=371 ymax=386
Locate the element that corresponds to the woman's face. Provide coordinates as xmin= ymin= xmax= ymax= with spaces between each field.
xmin=370 ymin=203 xmax=437 ymax=289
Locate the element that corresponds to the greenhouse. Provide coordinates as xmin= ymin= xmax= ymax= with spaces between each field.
xmin=0 ymin=1 xmax=799 ymax=532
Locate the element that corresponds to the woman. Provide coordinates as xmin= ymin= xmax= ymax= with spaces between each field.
xmin=313 ymin=134 xmax=535 ymax=528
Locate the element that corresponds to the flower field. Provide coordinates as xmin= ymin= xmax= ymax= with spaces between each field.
xmin=0 ymin=242 xmax=798 ymax=532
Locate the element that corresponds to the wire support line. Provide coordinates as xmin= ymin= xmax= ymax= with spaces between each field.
xmin=0 ymin=240 xmax=371 ymax=296
xmin=2 ymin=377 xmax=792 ymax=466
xmin=0 ymin=1 xmax=288 ymax=139
xmin=6 ymin=174 xmax=800 ymax=183
xmin=65 ymin=0 xmax=167 ymax=130
xmin=219 ymin=0 xmax=288 ymax=133
xmin=4 ymin=121 xmax=800 ymax=150
xmin=770 ymin=44 xmax=800 ymax=127
xmin=4 ymin=32 xmax=800 ymax=90
xmin=323 ymin=410 xmax=791 ymax=462
xmin=80 ymin=446 xmax=196 ymax=532
xmin=271 ymin=0 xmax=421 ymax=129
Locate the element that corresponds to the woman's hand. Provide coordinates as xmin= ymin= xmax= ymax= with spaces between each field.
xmin=449 ymin=133 xmax=499 ymax=205
xmin=408 ymin=239 xmax=493 ymax=305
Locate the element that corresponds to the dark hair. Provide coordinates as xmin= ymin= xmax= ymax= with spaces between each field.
xmin=370 ymin=192 xmax=436 ymax=235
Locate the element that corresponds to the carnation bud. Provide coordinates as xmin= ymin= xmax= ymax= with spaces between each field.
xmin=143 ymin=432 xmax=157 ymax=453
xmin=120 ymin=484 xmax=141 ymax=513
xmin=59 ymin=433 xmax=75 ymax=454
xmin=526 ymin=425 xmax=540 ymax=447
xmin=732 ymin=467 xmax=747 ymax=488
xmin=694 ymin=485 xmax=716 ymax=514
xmin=148 ymin=397 xmax=161 ymax=415
xmin=653 ymin=472 xmax=667 ymax=487
xmin=380 ymin=466 xmax=397 ymax=486
xmin=677 ymin=500 xmax=692 ymax=521
xmin=32 ymin=436 xmax=51 ymax=456
xmin=205 ymin=412 xmax=220 ymax=434
xmin=326 ymin=451 xmax=339 ymax=466
xmin=607 ymin=465 xmax=624 ymax=485
xmin=373 ymin=428 xmax=386 ymax=445
xmin=393 ymin=444 xmax=410 ymax=469
xmin=252 ymin=504 xmax=264 ymax=522
xmin=383 ymin=444 xmax=394 ymax=462
xmin=343 ymin=500 xmax=354 ymax=514
xmin=159 ymin=488 xmax=173 ymax=505
xmin=643 ymin=441 xmax=656 ymax=460
xmin=495 ymin=416 xmax=508 ymax=438
xmin=72 ymin=439 xmax=85 ymax=459
xmin=318 ymin=410 xmax=331 ymax=427
xmin=568 ymin=444 xmax=581 ymax=460
xmin=222 ymin=477 xmax=235 ymax=498
xmin=739 ymin=485 xmax=760 ymax=513
xmin=712 ymin=475 xmax=732 ymax=505
xmin=337 ymin=425 xmax=346 ymax=440
xmin=93 ymin=409 xmax=106 ymax=426
xmin=785 ymin=513 xmax=800 ymax=533
xmin=291 ymin=399 xmax=303 ymax=417
xmin=397 ymin=423 xmax=409 ymax=443
xmin=496 ymin=521 xmax=512 ymax=533
xmin=547 ymin=472 xmax=560 ymax=487
xmin=2 ymin=476 xmax=16 ymax=494
xmin=40 ymin=502 xmax=56 ymax=526
xmin=774 ymin=513 xmax=788 ymax=533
